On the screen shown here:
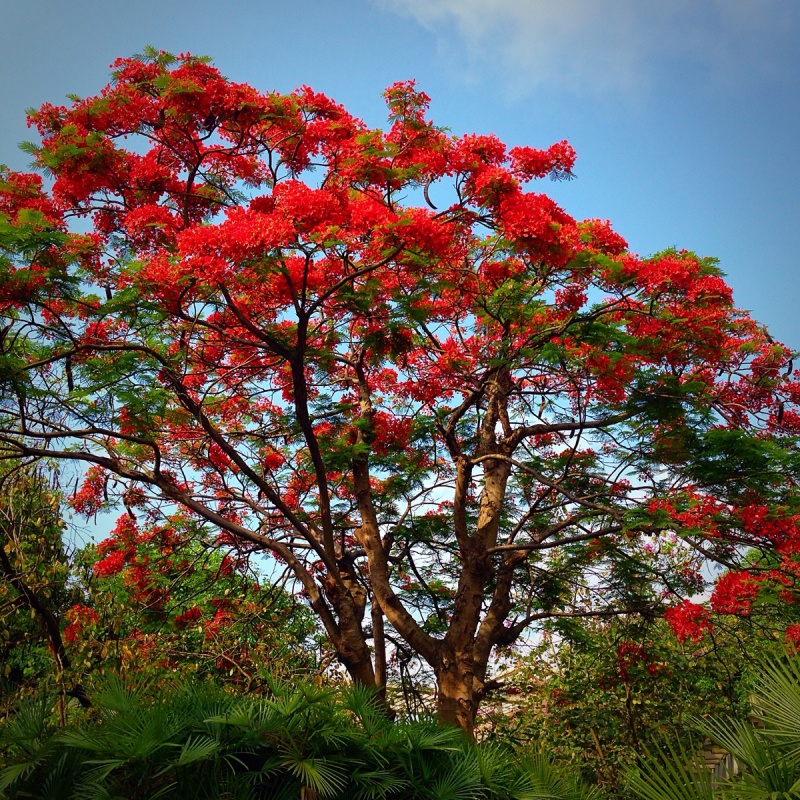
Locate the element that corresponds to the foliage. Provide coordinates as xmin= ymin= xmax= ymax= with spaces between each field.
xmin=66 ymin=517 xmax=323 ymax=691
xmin=56 ymin=539 xmax=318 ymax=700
xmin=1 ymin=48 xmax=800 ymax=732
xmin=628 ymin=652 xmax=800 ymax=800
xmin=0 ymin=676 xmax=600 ymax=800
xmin=483 ymin=604 xmax=800 ymax=797
xmin=0 ymin=464 xmax=80 ymax=711
xmin=0 ymin=462 xmax=321 ymax=716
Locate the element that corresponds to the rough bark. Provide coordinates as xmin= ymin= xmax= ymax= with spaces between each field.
xmin=435 ymin=643 xmax=479 ymax=736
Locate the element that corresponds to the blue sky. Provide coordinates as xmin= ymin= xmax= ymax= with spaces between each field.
xmin=2 ymin=0 xmax=798 ymax=344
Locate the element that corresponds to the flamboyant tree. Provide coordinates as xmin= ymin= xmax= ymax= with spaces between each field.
xmin=1 ymin=49 xmax=800 ymax=734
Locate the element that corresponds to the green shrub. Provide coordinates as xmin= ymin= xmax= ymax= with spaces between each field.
xmin=628 ymin=653 xmax=800 ymax=800
xmin=0 ymin=677 xmax=598 ymax=800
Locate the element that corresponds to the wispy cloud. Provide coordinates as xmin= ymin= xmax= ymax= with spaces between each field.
xmin=376 ymin=0 xmax=797 ymax=96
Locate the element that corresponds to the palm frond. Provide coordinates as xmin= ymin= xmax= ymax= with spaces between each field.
xmin=517 ymin=750 xmax=603 ymax=800
xmin=697 ymin=717 xmax=763 ymax=773
xmin=401 ymin=723 xmax=465 ymax=753
xmin=752 ymin=655 xmax=800 ymax=756
xmin=173 ymin=734 xmax=223 ymax=766
xmin=425 ymin=751 xmax=484 ymax=800
xmin=282 ymin=755 xmax=349 ymax=797
xmin=349 ymin=766 xmax=410 ymax=800
xmin=0 ymin=760 xmax=39 ymax=792
xmin=627 ymin=742 xmax=714 ymax=800
xmin=0 ymin=693 xmax=54 ymax=749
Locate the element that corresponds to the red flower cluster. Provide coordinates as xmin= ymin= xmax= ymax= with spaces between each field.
xmin=69 ymin=466 xmax=107 ymax=516
xmin=510 ymin=140 xmax=576 ymax=181
xmin=711 ymin=572 xmax=761 ymax=615
xmin=93 ymin=549 xmax=126 ymax=578
xmin=616 ymin=641 xmax=664 ymax=680
xmin=786 ymin=624 xmax=800 ymax=651
xmin=664 ymin=600 xmax=711 ymax=643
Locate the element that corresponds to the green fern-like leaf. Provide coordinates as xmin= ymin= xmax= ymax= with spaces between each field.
xmin=174 ymin=734 xmax=223 ymax=766
xmin=627 ymin=742 xmax=714 ymax=800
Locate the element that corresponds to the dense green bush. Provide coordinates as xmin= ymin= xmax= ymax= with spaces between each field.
xmin=628 ymin=653 xmax=800 ymax=799
xmin=484 ymin=608 xmax=799 ymax=796
xmin=0 ymin=677 xmax=600 ymax=800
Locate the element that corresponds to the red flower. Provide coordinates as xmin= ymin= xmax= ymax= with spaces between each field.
xmin=94 ymin=549 xmax=127 ymax=578
xmin=786 ymin=624 xmax=800 ymax=651
xmin=174 ymin=606 xmax=203 ymax=629
xmin=711 ymin=572 xmax=760 ymax=615
xmin=665 ymin=600 xmax=711 ymax=643
xmin=69 ymin=466 xmax=107 ymax=516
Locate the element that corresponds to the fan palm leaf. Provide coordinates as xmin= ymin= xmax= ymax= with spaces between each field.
xmin=627 ymin=742 xmax=714 ymax=800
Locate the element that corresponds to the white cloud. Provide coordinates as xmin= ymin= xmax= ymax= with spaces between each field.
xmin=376 ymin=0 xmax=796 ymax=96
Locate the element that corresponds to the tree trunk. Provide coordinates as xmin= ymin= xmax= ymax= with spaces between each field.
xmin=435 ymin=645 xmax=478 ymax=738
xmin=328 ymin=590 xmax=376 ymax=688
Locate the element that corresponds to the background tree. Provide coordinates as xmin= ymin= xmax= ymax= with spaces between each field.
xmin=68 ymin=512 xmax=323 ymax=689
xmin=0 ymin=463 xmax=79 ymax=718
xmin=1 ymin=49 xmax=799 ymax=735
xmin=0 ymin=461 xmax=319 ymax=713
xmin=483 ymin=601 xmax=799 ymax=797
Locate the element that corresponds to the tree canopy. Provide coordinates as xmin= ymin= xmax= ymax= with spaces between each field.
xmin=1 ymin=48 xmax=799 ymax=735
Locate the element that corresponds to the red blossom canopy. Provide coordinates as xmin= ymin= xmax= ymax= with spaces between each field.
xmin=1 ymin=50 xmax=799 ymax=733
